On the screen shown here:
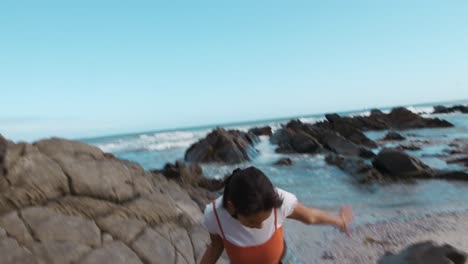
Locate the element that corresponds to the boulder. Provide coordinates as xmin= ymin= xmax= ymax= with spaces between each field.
xmin=372 ymin=148 xmax=434 ymax=179
xmin=271 ymin=128 xmax=322 ymax=154
xmin=383 ymin=131 xmax=406 ymax=141
xmin=273 ymin=158 xmax=294 ymax=166
xmin=185 ymin=128 xmax=258 ymax=164
xmin=378 ymin=241 xmax=467 ymax=264
xmin=0 ymin=136 xmax=215 ymax=264
xmin=248 ymin=126 xmax=273 ymax=137
xmin=325 ymin=154 xmax=384 ymax=184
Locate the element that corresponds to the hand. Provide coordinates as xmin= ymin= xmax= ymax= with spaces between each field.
xmin=338 ymin=205 xmax=353 ymax=236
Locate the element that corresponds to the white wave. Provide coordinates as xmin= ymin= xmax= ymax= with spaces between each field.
xmin=94 ymin=129 xmax=210 ymax=153
xmin=299 ymin=117 xmax=325 ymax=124
xmin=406 ymin=106 xmax=434 ymax=115
xmin=348 ymin=111 xmax=371 ymax=117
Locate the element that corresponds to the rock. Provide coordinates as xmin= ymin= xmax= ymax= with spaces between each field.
xmin=0 ymin=136 xmax=212 ymax=264
xmin=272 ymin=129 xmax=322 ymax=154
xmin=0 ymin=211 xmax=34 ymax=245
xmin=35 ymin=138 xmax=150 ymax=203
xmin=435 ymin=171 xmax=468 ymax=181
xmin=372 ymin=148 xmax=434 ymax=179
xmin=0 ymin=134 xmax=6 ymax=175
xmin=323 ymin=107 xmax=453 ymax=132
xmin=433 ymin=105 xmax=468 ymax=114
xmin=21 ymin=207 xmax=101 ymax=247
xmin=273 ymin=158 xmax=293 ymax=166
xmin=378 ymin=241 xmax=467 ymax=264
xmin=0 ymin=143 xmax=69 ymax=214
xmin=97 ymin=216 xmax=146 ymax=244
xmin=383 ymin=131 xmax=406 ymax=141
xmin=398 ymin=144 xmax=422 ymax=151
xmin=272 ymin=120 xmax=375 ymax=158
xmin=131 ymin=227 xmax=177 ymax=264
xmin=0 ymin=237 xmax=38 ymax=264
xmin=248 ymin=126 xmax=273 ymax=136
xmin=79 ymin=241 xmax=143 ymax=264
xmin=325 ymin=154 xmax=384 ymax=184
xmin=31 ymin=241 xmax=91 ymax=264
xmin=184 ymin=128 xmax=258 ymax=164
xmin=324 ymin=114 xmax=378 ymax=148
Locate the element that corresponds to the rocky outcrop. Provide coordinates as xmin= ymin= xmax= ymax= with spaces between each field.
xmin=0 ymin=137 xmax=225 ymax=264
xmin=185 ymin=128 xmax=258 ymax=164
xmin=322 ymin=107 xmax=453 ymax=131
xmin=273 ymin=158 xmax=293 ymax=166
xmin=378 ymin=241 xmax=467 ymax=264
xmin=328 ymin=148 xmax=468 ymax=184
xmin=270 ymin=127 xmax=322 ymax=154
xmin=248 ymin=126 xmax=273 ymax=137
xmin=271 ymin=120 xmax=374 ymax=158
xmin=433 ymin=105 xmax=468 ymax=114
xmin=323 ymin=114 xmax=378 ymax=148
xmin=383 ymin=131 xmax=406 ymax=141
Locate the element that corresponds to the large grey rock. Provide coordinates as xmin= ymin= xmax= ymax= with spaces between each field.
xmin=0 ymin=237 xmax=38 ymax=264
xmin=79 ymin=241 xmax=143 ymax=264
xmin=31 ymin=241 xmax=91 ymax=264
xmin=0 ymin=144 xmax=69 ymax=214
xmin=97 ymin=216 xmax=146 ymax=244
xmin=0 ymin=211 xmax=34 ymax=245
xmin=35 ymin=138 xmax=152 ymax=203
xmin=0 ymin=136 xmax=211 ymax=264
xmin=21 ymin=207 xmax=101 ymax=247
xmin=131 ymin=227 xmax=177 ymax=264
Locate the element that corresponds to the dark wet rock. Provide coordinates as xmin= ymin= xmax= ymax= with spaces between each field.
xmin=0 ymin=136 xmax=215 ymax=264
xmin=433 ymin=105 xmax=468 ymax=114
xmin=323 ymin=107 xmax=453 ymax=132
xmin=271 ymin=128 xmax=322 ymax=154
xmin=185 ymin=128 xmax=258 ymax=164
xmin=273 ymin=158 xmax=293 ymax=166
xmin=372 ymin=148 xmax=434 ymax=179
xmin=271 ymin=120 xmax=374 ymax=158
xmin=248 ymin=126 xmax=273 ymax=137
xmin=398 ymin=144 xmax=422 ymax=151
xmin=325 ymin=154 xmax=384 ymax=184
xmin=383 ymin=131 xmax=406 ymax=141
xmin=323 ymin=114 xmax=378 ymax=148
xmin=435 ymin=170 xmax=468 ymax=181
xmin=445 ymin=155 xmax=468 ymax=167
xmin=378 ymin=241 xmax=467 ymax=264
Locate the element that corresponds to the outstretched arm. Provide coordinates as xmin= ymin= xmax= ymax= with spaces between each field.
xmin=200 ymin=234 xmax=224 ymax=264
xmin=287 ymin=203 xmax=353 ymax=235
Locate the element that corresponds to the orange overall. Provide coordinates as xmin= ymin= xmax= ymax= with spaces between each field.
xmin=212 ymin=201 xmax=285 ymax=264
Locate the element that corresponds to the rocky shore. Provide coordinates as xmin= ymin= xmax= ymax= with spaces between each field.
xmin=1 ymin=104 xmax=467 ymax=263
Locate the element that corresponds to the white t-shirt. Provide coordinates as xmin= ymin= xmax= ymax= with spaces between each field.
xmin=202 ymin=188 xmax=298 ymax=247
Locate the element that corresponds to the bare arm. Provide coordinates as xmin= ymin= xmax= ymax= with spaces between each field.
xmin=199 ymin=234 xmax=224 ymax=264
xmin=287 ymin=203 xmax=353 ymax=235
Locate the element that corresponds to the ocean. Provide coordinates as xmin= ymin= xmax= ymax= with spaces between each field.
xmin=81 ymin=100 xmax=468 ymax=263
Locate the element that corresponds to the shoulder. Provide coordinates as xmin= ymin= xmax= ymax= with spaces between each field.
xmin=202 ymin=198 xmax=222 ymax=235
xmin=276 ymin=188 xmax=298 ymax=219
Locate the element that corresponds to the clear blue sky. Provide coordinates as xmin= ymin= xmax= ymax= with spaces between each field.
xmin=1 ymin=1 xmax=468 ymax=141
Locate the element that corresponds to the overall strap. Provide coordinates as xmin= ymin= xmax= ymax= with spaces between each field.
xmin=212 ymin=201 xmax=226 ymax=240
xmin=274 ymin=208 xmax=278 ymax=231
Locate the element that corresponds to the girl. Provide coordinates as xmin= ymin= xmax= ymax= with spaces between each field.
xmin=200 ymin=166 xmax=352 ymax=264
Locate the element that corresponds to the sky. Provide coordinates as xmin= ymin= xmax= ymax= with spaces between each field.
xmin=1 ymin=1 xmax=468 ymax=141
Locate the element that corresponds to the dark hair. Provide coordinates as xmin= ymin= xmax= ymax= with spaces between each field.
xmin=223 ymin=166 xmax=283 ymax=216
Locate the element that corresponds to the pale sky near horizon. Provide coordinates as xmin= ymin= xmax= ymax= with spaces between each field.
xmin=1 ymin=1 xmax=468 ymax=141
